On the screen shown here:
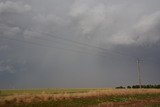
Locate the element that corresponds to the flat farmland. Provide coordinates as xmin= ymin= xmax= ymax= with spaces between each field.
xmin=0 ymin=89 xmax=160 ymax=107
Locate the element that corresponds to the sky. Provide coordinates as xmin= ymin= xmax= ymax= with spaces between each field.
xmin=0 ymin=0 xmax=160 ymax=89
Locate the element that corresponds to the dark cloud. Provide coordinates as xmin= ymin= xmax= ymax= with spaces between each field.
xmin=0 ymin=0 xmax=160 ymax=88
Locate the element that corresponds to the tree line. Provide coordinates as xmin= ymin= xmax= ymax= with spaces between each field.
xmin=116 ymin=84 xmax=160 ymax=89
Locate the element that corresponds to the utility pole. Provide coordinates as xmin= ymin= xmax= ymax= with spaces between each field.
xmin=137 ymin=58 xmax=143 ymax=88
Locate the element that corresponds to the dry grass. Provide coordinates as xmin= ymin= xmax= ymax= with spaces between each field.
xmin=1 ymin=89 xmax=160 ymax=105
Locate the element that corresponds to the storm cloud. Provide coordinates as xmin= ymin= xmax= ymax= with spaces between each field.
xmin=0 ymin=0 xmax=160 ymax=88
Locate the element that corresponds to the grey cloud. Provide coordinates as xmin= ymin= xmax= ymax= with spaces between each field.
xmin=31 ymin=14 xmax=68 ymax=34
xmin=135 ymin=11 xmax=160 ymax=44
xmin=0 ymin=61 xmax=15 ymax=74
xmin=70 ymin=1 xmax=107 ymax=34
xmin=0 ymin=45 xmax=8 ymax=51
xmin=3 ymin=26 xmax=21 ymax=37
xmin=0 ymin=1 xmax=32 ymax=39
xmin=0 ymin=1 xmax=31 ymax=14
xmin=110 ymin=11 xmax=160 ymax=46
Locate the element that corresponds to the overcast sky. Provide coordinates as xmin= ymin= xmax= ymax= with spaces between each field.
xmin=0 ymin=0 xmax=160 ymax=89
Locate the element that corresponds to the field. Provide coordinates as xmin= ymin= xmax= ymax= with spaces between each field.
xmin=0 ymin=88 xmax=160 ymax=107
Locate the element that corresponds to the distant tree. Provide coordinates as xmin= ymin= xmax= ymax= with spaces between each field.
xmin=132 ymin=85 xmax=140 ymax=89
xmin=116 ymin=86 xmax=125 ymax=89
xmin=116 ymin=84 xmax=160 ymax=89
xmin=157 ymin=85 xmax=160 ymax=89
xmin=127 ymin=86 xmax=131 ymax=89
xmin=146 ymin=85 xmax=150 ymax=88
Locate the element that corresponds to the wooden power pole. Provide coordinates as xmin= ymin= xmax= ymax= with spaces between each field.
xmin=137 ymin=58 xmax=143 ymax=88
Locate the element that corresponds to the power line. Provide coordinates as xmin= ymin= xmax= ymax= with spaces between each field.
xmin=33 ymin=30 xmax=136 ymax=59
xmin=2 ymin=23 xmax=159 ymax=64
xmin=1 ymin=36 xmax=118 ymax=58
xmin=2 ymin=23 xmax=160 ymax=63
xmin=0 ymin=23 xmax=136 ymax=59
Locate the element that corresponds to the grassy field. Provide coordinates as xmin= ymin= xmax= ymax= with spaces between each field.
xmin=0 ymin=88 xmax=160 ymax=107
